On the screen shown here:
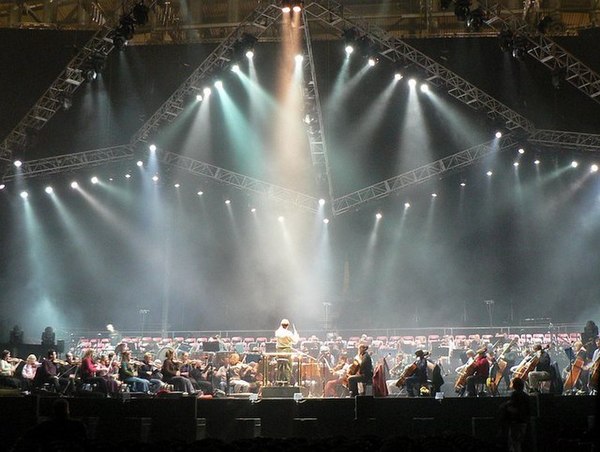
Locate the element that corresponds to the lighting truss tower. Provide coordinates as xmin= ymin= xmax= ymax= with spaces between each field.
xmin=0 ymin=26 xmax=115 ymax=161
xmin=129 ymin=3 xmax=283 ymax=146
xmin=156 ymin=150 xmax=320 ymax=213
xmin=332 ymin=135 xmax=521 ymax=215
xmin=300 ymin=8 xmax=334 ymax=204
xmin=486 ymin=4 xmax=600 ymax=104
xmin=528 ymin=129 xmax=600 ymax=151
xmin=304 ymin=0 xmax=535 ymax=133
xmin=1 ymin=145 xmax=134 ymax=181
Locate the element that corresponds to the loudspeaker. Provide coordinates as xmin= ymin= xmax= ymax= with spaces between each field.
xmin=261 ymin=386 xmax=301 ymax=399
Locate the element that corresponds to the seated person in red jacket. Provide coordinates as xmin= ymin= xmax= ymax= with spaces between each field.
xmin=466 ymin=348 xmax=489 ymax=397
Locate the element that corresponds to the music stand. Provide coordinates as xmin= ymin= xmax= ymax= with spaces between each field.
xmin=202 ymin=341 xmax=220 ymax=353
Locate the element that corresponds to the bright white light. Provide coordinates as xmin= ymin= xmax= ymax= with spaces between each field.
xmin=323 ymin=218 xmax=329 ymax=224
xmin=251 ymin=208 xmax=256 ymax=213
xmin=486 ymin=171 xmax=493 ymax=176
xmin=149 ymin=144 xmax=157 ymax=152
xmin=14 ymin=160 xmax=22 ymax=168
xmin=125 ymin=174 xmax=131 ymax=179
xmin=534 ymin=159 xmax=540 ymax=165
xmin=91 ymin=176 xmax=99 ymax=184
xmin=70 ymin=181 xmax=79 ymax=189
xmin=214 ymin=80 xmax=223 ymax=89
xmin=203 ymin=87 xmax=212 ymax=97
xmin=404 ymin=202 xmax=410 ymax=208
xmin=152 ymin=175 xmax=159 ymax=182
xmin=408 ymin=78 xmax=417 ymax=88
xmin=282 ymin=6 xmax=291 ymax=13
xmin=278 ymin=216 xmax=285 ymax=223
xmin=431 ymin=193 xmax=437 ymax=198
xmin=394 ymin=73 xmax=403 ymax=81
xmin=197 ymin=191 xmax=203 ymax=196
xmin=518 ymin=148 xmax=525 ymax=154
xmin=375 ymin=212 xmax=382 ymax=220
xmin=318 ymin=198 xmax=326 ymax=206
xmin=196 ymin=94 xmax=203 ymax=101
xmin=367 ymin=57 xmax=377 ymax=67
xmin=136 ymin=160 xmax=143 ymax=167
xmin=292 ymin=5 xmax=302 ymax=12
xmin=591 ymin=164 xmax=598 ymax=173
xmin=571 ymin=161 xmax=578 ymax=168
xmin=513 ymin=162 xmax=519 ymax=167
xmin=174 ymin=183 xmax=180 ymax=188
xmin=0 ymin=184 xmax=5 ymax=190
xmin=345 ymin=45 xmax=354 ymax=55
xmin=20 ymin=191 xmax=28 ymax=199
xmin=45 ymin=186 xmax=53 ymax=194
xmin=245 ymin=50 xmax=254 ymax=59
xmin=295 ymin=54 xmax=304 ymax=64
xmin=225 ymin=199 xmax=231 ymax=204
xmin=460 ymin=182 xmax=466 ymax=187
xmin=495 ymin=131 xmax=502 ymax=138
xmin=420 ymin=83 xmax=429 ymax=93
xmin=231 ymin=64 xmax=240 ymax=73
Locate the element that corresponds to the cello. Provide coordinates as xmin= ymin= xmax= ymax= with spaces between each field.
xmin=564 ymin=347 xmax=587 ymax=392
xmin=395 ymin=362 xmax=417 ymax=388
xmin=589 ymin=359 xmax=600 ymax=390
xmin=488 ymin=338 xmax=517 ymax=394
xmin=454 ymin=360 xmax=476 ymax=393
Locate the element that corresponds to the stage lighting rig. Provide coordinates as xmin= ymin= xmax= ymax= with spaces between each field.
xmin=454 ymin=0 xmax=471 ymax=21
xmin=281 ymin=0 xmax=303 ymax=13
xmin=83 ymin=52 xmax=107 ymax=82
xmin=342 ymin=28 xmax=360 ymax=55
xmin=498 ymin=28 xmax=513 ymax=53
xmin=511 ymin=33 xmax=528 ymax=60
xmin=132 ymin=1 xmax=150 ymax=26
xmin=233 ymin=33 xmax=258 ymax=61
xmin=465 ymin=7 xmax=484 ymax=32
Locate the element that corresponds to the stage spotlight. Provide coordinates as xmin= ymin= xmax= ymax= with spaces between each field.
xmin=174 ymin=183 xmax=181 ymax=188
xmin=571 ymin=161 xmax=578 ymax=168
xmin=534 ymin=159 xmax=540 ymax=165
xmin=149 ymin=144 xmax=157 ymax=152
xmin=342 ymin=28 xmax=360 ymax=56
xmin=197 ymin=191 xmax=203 ymax=196
xmin=70 ymin=181 xmax=79 ymax=189
xmin=0 ymin=184 xmax=5 ymax=190
xmin=295 ymin=54 xmax=304 ymax=64
xmin=323 ymin=218 xmax=329 ymax=224
xmin=511 ymin=33 xmax=528 ymax=60
xmin=251 ymin=208 xmax=256 ymax=213
xmin=345 ymin=45 xmax=354 ymax=56
xmin=196 ymin=94 xmax=203 ymax=101
xmin=13 ymin=160 xmax=22 ymax=168
xmin=518 ymin=148 xmax=525 ymax=154
xmin=319 ymin=198 xmax=326 ymax=206
xmin=367 ymin=56 xmax=378 ymax=67
xmin=292 ymin=1 xmax=303 ymax=13
xmin=125 ymin=174 xmax=131 ymax=179
xmin=420 ymin=83 xmax=429 ymax=93
xmin=513 ymin=162 xmax=519 ymax=167
xmin=375 ymin=212 xmax=382 ymax=220
xmin=91 ymin=176 xmax=99 ymax=184
xmin=152 ymin=175 xmax=159 ymax=182
xmin=20 ymin=191 xmax=28 ymax=199
xmin=136 ymin=160 xmax=143 ymax=167
xmin=203 ymin=87 xmax=212 ymax=97
xmin=45 ymin=186 xmax=53 ymax=194
xmin=408 ymin=78 xmax=417 ymax=88
xmin=214 ymin=80 xmax=223 ymax=89
xmin=466 ymin=7 xmax=484 ymax=32
xmin=278 ymin=216 xmax=285 ymax=223
xmin=225 ymin=199 xmax=231 ymax=204
xmin=246 ymin=49 xmax=254 ymax=59
xmin=486 ymin=170 xmax=493 ymax=176
xmin=431 ymin=193 xmax=437 ymax=198
xmin=231 ymin=64 xmax=240 ymax=73
xmin=281 ymin=0 xmax=291 ymax=13
xmin=460 ymin=182 xmax=466 ymax=187
xmin=591 ymin=164 xmax=599 ymax=173
xmin=404 ymin=202 xmax=410 ymax=208
xmin=495 ymin=131 xmax=502 ymax=138
xmin=394 ymin=73 xmax=403 ymax=81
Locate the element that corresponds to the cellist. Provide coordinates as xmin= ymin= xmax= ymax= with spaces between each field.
xmin=404 ymin=350 xmax=429 ymax=397
xmin=528 ymin=344 xmax=552 ymax=393
xmin=465 ymin=348 xmax=489 ymax=397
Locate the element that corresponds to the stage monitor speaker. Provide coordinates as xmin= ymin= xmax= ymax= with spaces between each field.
xmin=261 ymin=386 xmax=301 ymax=399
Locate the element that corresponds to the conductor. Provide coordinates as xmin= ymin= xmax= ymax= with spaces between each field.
xmin=275 ymin=319 xmax=299 ymax=384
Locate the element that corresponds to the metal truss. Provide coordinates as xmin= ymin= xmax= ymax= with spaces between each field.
xmin=157 ymin=150 xmax=320 ymax=213
xmin=1 ymin=145 xmax=134 ymax=182
xmin=332 ymin=135 xmax=521 ymax=216
xmin=300 ymin=8 xmax=333 ymax=203
xmin=528 ymin=129 xmax=600 ymax=151
xmin=0 ymin=26 xmax=115 ymax=161
xmin=304 ymin=0 xmax=535 ymax=133
xmin=486 ymin=4 xmax=600 ymax=105
xmin=129 ymin=3 xmax=283 ymax=145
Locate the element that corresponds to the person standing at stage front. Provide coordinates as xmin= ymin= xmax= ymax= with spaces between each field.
xmin=275 ymin=319 xmax=299 ymax=384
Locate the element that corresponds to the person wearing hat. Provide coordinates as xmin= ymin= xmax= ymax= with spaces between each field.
xmin=465 ymin=348 xmax=490 ymax=397
xmin=275 ymin=319 xmax=299 ymax=384
xmin=405 ymin=350 xmax=429 ymax=397
xmin=347 ymin=342 xmax=373 ymax=397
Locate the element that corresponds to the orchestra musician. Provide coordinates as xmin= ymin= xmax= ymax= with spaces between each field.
xmin=161 ymin=348 xmax=195 ymax=394
xmin=588 ymin=336 xmax=600 ymax=393
xmin=215 ymin=353 xmax=250 ymax=394
xmin=80 ymin=348 xmax=112 ymax=395
xmin=33 ymin=349 xmax=61 ymax=392
xmin=189 ymin=357 xmax=215 ymax=396
xmin=137 ymin=353 xmax=163 ymax=393
xmin=275 ymin=318 xmax=299 ymax=385
xmin=21 ymin=354 xmax=40 ymax=391
xmin=527 ymin=344 xmax=552 ymax=393
xmin=0 ymin=350 xmax=22 ymax=389
xmin=119 ymin=350 xmax=150 ymax=393
xmin=465 ymin=348 xmax=489 ymax=397
xmin=582 ymin=320 xmax=599 ymax=360
xmin=347 ymin=342 xmax=373 ymax=397
xmin=404 ymin=350 xmax=429 ymax=397
xmin=323 ymin=354 xmax=349 ymax=397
